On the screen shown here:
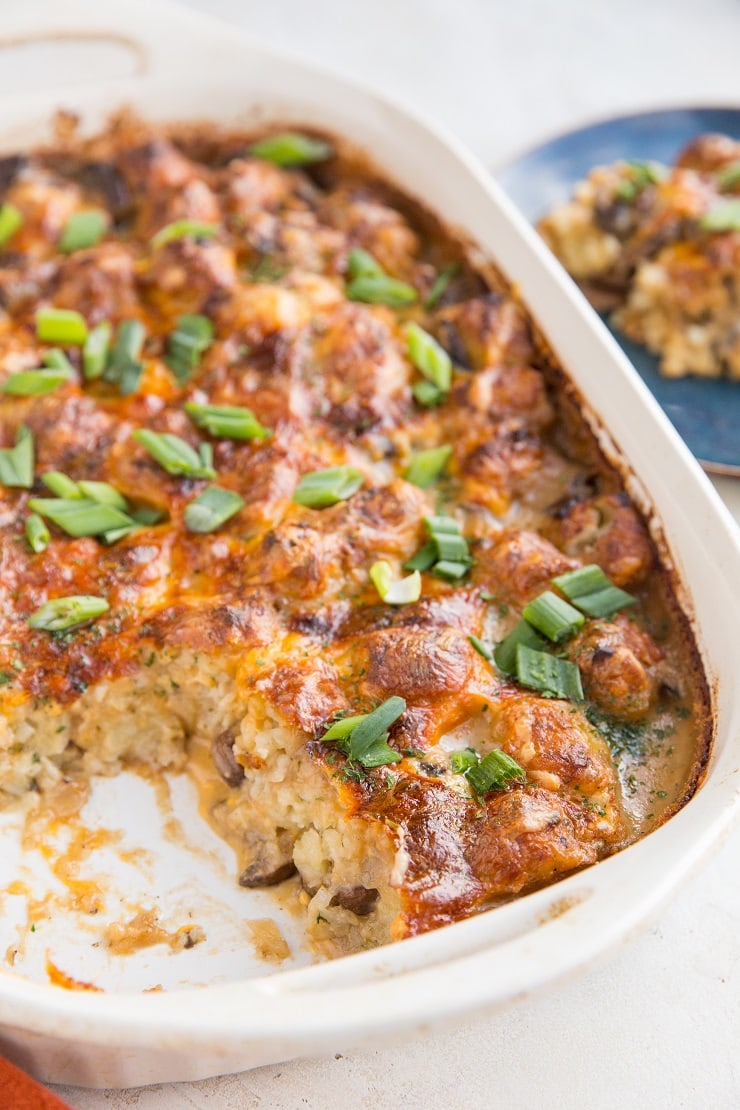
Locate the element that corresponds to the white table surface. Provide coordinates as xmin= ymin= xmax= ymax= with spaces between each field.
xmin=36 ymin=0 xmax=740 ymax=1104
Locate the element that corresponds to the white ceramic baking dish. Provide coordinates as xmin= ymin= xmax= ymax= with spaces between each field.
xmin=0 ymin=0 xmax=739 ymax=1090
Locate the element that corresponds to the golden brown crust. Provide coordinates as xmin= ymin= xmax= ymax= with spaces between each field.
xmin=0 ymin=113 xmax=711 ymax=939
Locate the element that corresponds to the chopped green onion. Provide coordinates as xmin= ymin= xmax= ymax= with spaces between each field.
xmin=131 ymin=506 xmax=165 ymax=526
xmin=322 ymin=696 xmax=406 ymax=769
xmin=522 ymin=590 xmax=585 ymax=642
xmin=28 ymin=497 xmax=133 ymax=538
xmin=183 ymin=485 xmax=244 ymax=533
xmin=248 ymin=132 xmax=332 ymax=166
xmin=698 ymin=199 xmax=740 ymax=232
xmin=346 ymin=274 xmax=418 ymax=307
xmin=2 ymin=366 xmax=72 ymax=396
xmin=615 ymin=160 xmax=666 ymax=201
xmin=133 ymin=429 xmax=216 ymax=480
xmin=321 ymin=714 xmax=369 ymax=741
xmin=369 ymin=560 xmax=422 ymax=605
xmin=27 ymin=595 xmax=109 ymax=632
xmin=42 ymin=471 xmax=82 ymax=498
xmin=41 ymin=348 xmax=74 ymax=373
xmin=431 ymin=530 xmax=469 ymax=563
xmin=82 ymin=322 xmax=112 ymax=380
xmin=572 ymin=586 xmax=637 ymax=619
xmin=104 ymin=320 xmax=145 ymax=395
xmin=185 ymin=402 xmax=270 ymax=441
xmin=404 ymin=514 xmax=472 ymax=580
xmin=412 ymin=380 xmax=446 ymax=408
xmin=150 ymin=220 xmax=219 ymax=250
xmin=166 ymin=314 xmax=214 ymax=384
xmin=36 ymin=308 xmax=88 ymax=346
xmin=25 ymin=513 xmax=50 ymax=553
xmin=466 ymin=749 xmax=527 ymax=794
xmin=553 ymin=563 xmax=636 ymax=618
xmin=468 ymin=634 xmax=493 ymax=661
xmin=293 ymin=466 xmax=364 ymax=508
xmin=58 ymin=209 xmax=107 ymax=253
xmin=404 ymin=541 xmax=437 ymax=572
xmin=0 ymin=425 xmax=33 ymax=488
xmin=404 ymin=445 xmax=452 ymax=489
xmin=424 ymin=264 xmax=459 ymax=310
xmin=433 ymin=560 xmax=470 ymax=580
xmin=717 ymin=161 xmax=740 ymax=192
xmin=493 ymin=619 xmax=549 ymax=676
xmin=406 ymin=323 xmax=452 ymax=391
xmin=450 ymin=748 xmax=479 ymax=775
xmin=423 ymin=515 xmax=460 ymax=533
xmin=76 ymin=480 xmax=128 ymax=511
xmin=347 ymin=248 xmax=384 ymax=280
xmin=515 ymin=644 xmax=584 ymax=701
xmin=0 ymin=203 xmax=23 ymax=248
xmin=99 ymin=525 xmax=136 ymax=545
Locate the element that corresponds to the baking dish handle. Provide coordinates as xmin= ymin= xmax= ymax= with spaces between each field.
xmin=0 ymin=0 xmax=240 ymax=85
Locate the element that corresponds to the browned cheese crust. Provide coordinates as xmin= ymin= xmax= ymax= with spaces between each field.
xmin=0 ymin=114 xmax=710 ymax=942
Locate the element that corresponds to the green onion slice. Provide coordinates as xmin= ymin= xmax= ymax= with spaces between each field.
xmin=404 ymin=444 xmax=452 ymax=488
xmin=0 ymin=425 xmax=33 ymax=488
xmin=404 ymin=514 xmax=473 ymax=580
xmin=0 ymin=203 xmax=23 ymax=248
xmin=185 ymin=402 xmax=270 ymax=441
xmin=82 ymin=322 xmax=112 ymax=380
xmin=515 ymin=644 xmax=584 ymax=701
xmin=28 ymin=497 xmax=132 ymax=538
xmin=183 ymin=485 xmax=244 ymax=533
xmin=2 ymin=366 xmax=72 ymax=396
xmin=412 ymin=380 xmax=446 ymax=408
xmin=468 ymin=634 xmax=493 ymax=661
xmin=293 ymin=466 xmax=364 ymax=508
xmin=466 ymin=749 xmax=527 ymax=794
xmin=322 ymin=696 xmax=406 ymax=769
xmin=248 ymin=132 xmax=333 ymax=166
xmin=347 ymin=248 xmax=384 ymax=280
xmin=42 ymin=471 xmax=82 ymax=498
xmin=404 ymin=541 xmax=437 ymax=572
xmin=522 ymin=590 xmax=585 ymax=642
xmin=150 ymin=220 xmax=220 ymax=250
xmin=41 ymin=349 xmax=74 ymax=373
xmin=369 ymin=560 xmax=422 ymax=605
xmin=553 ymin=563 xmax=636 ymax=618
xmin=698 ymin=199 xmax=740 ymax=232
xmin=166 ymin=314 xmax=214 ymax=384
xmin=406 ymin=323 xmax=452 ymax=391
xmin=433 ymin=560 xmax=470 ymax=580
xmin=36 ymin=308 xmax=88 ymax=346
xmin=717 ymin=161 xmax=740 ymax=192
xmin=493 ymin=619 xmax=549 ymax=676
xmin=450 ymin=748 xmax=479 ymax=775
xmin=104 ymin=319 xmax=145 ymax=396
xmin=76 ymin=480 xmax=128 ymax=511
xmin=423 ymin=515 xmax=460 ymax=533
xmin=27 ymin=595 xmax=109 ymax=632
xmin=321 ymin=714 xmax=369 ymax=741
xmin=346 ymin=274 xmax=418 ymax=307
xmin=615 ymin=160 xmax=666 ymax=201
xmin=25 ymin=513 xmax=50 ymax=553
xmin=133 ymin=429 xmax=216 ymax=480
xmin=58 ymin=209 xmax=107 ymax=253
xmin=424 ymin=264 xmax=459 ymax=310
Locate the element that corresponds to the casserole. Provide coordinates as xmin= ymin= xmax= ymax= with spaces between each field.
xmin=0 ymin=0 xmax=738 ymax=1089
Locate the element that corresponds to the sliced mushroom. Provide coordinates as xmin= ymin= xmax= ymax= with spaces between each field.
xmin=239 ymin=859 xmax=297 ymax=888
xmin=211 ymin=727 xmax=245 ymax=787
xmin=329 ymin=886 xmax=380 ymax=916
